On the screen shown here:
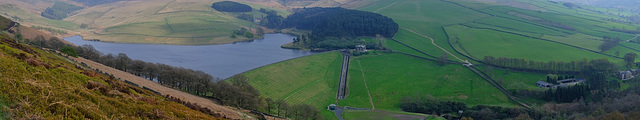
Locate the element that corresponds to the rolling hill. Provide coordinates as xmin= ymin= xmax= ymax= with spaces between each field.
xmin=0 ymin=0 xmax=373 ymax=45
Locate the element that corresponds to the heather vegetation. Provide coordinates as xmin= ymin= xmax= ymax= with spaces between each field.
xmin=0 ymin=33 xmax=220 ymax=119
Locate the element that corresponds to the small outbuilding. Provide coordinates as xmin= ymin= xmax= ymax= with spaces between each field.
xmin=327 ymin=104 xmax=336 ymax=111
xmin=620 ymin=71 xmax=634 ymax=80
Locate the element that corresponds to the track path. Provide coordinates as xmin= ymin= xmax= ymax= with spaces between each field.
xmin=374 ymin=2 xmax=398 ymax=13
xmin=357 ymin=60 xmax=375 ymax=110
xmin=625 ymin=34 xmax=640 ymax=42
xmin=401 ymin=27 xmax=470 ymax=64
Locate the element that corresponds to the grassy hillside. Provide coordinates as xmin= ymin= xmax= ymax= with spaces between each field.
xmin=0 ymin=4 xmax=80 ymax=31
xmin=244 ymin=0 xmax=640 ymax=119
xmin=0 ymin=33 xmax=221 ymax=119
xmin=242 ymin=51 xmax=343 ymax=119
xmin=65 ymin=0 xmax=268 ymax=45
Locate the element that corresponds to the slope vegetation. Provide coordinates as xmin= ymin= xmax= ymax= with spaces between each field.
xmin=0 ymin=34 xmax=222 ymax=119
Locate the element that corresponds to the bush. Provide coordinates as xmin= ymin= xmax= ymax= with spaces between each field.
xmin=61 ymin=46 xmax=78 ymax=57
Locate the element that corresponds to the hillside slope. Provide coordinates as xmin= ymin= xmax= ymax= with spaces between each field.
xmin=0 ymin=34 xmax=224 ymax=119
xmin=0 ymin=0 xmax=372 ymax=45
xmin=0 ymin=16 xmax=228 ymax=119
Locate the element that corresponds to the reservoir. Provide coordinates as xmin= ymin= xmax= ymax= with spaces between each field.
xmin=64 ymin=33 xmax=318 ymax=79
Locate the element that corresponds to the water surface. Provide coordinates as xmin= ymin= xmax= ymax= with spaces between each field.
xmin=64 ymin=34 xmax=317 ymax=79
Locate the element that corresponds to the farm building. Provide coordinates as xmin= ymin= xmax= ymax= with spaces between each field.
xmin=536 ymin=81 xmax=553 ymax=88
xmin=355 ymin=45 xmax=367 ymax=52
xmin=620 ymin=71 xmax=634 ymax=80
xmin=327 ymin=104 xmax=336 ymax=111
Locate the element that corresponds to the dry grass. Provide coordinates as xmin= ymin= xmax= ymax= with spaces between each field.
xmin=0 ymin=35 xmax=224 ymax=119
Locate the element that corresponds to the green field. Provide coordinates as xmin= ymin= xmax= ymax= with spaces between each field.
xmin=446 ymin=25 xmax=620 ymax=62
xmin=340 ymin=53 xmax=513 ymax=111
xmin=242 ymin=51 xmax=342 ymax=119
xmin=242 ymin=0 xmax=640 ymax=119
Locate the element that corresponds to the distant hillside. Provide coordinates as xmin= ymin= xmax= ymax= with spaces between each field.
xmin=70 ymin=0 xmax=124 ymax=6
xmin=551 ymin=0 xmax=640 ymax=9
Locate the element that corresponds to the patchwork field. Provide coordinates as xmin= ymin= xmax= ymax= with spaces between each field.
xmin=65 ymin=0 xmax=275 ymax=45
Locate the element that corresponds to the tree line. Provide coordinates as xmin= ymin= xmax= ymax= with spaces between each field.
xmin=611 ymin=27 xmax=640 ymax=34
xmin=599 ymin=36 xmax=621 ymax=52
xmin=400 ymin=94 xmax=541 ymax=120
xmin=30 ymin=35 xmax=322 ymax=119
xmin=483 ymin=56 xmax=589 ymax=73
xmin=41 ymin=2 xmax=83 ymax=20
xmin=211 ymin=1 xmax=252 ymax=12
xmin=542 ymin=84 xmax=590 ymax=103
xmin=281 ymin=7 xmax=398 ymax=38
xmin=400 ymin=95 xmax=466 ymax=115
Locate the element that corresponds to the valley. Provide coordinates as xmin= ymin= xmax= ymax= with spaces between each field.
xmin=2 ymin=0 xmax=640 ymax=119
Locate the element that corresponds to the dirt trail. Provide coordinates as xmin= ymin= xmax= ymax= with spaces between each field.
xmin=71 ymin=57 xmax=246 ymax=119
xmin=625 ymin=34 xmax=640 ymax=42
xmin=374 ymin=1 xmax=398 ymax=13
xmin=401 ymin=27 xmax=470 ymax=64
xmin=356 ymin=60 xmax=375 ymax=110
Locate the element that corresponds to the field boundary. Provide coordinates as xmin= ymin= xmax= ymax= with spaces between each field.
xmin=400 ymin=27 xmax=470 ymax=64
xmin=456 ymin=24 xmax=623 ymax=60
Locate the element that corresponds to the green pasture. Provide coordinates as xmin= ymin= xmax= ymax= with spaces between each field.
xmin=242 ymin=51 xmax=342 ymax=119
xmin=368 ymin=0 xmax=490 ymax=58
xmin=474 ymin=16 xmax=568 ymax=36
xmin=447 ymin=25 xmax=620 ymax=62
xmin=541 ymin=33 xmax=602 ymax=51
xmin=340 ymin=53 xmax=514 ymax=112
